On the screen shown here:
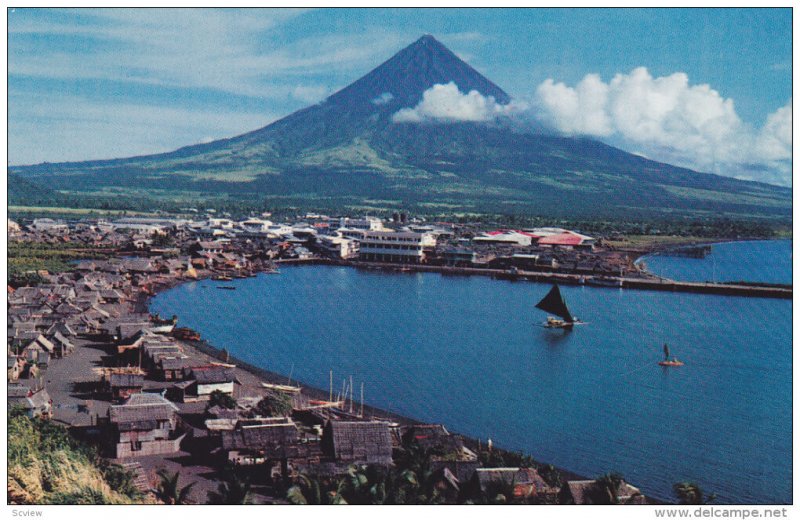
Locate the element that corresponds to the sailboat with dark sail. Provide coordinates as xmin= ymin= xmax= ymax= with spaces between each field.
xmin=535 ymin=284 xmax=585 ymax=329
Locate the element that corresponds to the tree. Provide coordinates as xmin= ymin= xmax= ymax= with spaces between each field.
xmin=286 ymin=473 xmax=347 ymax=505
xmin=392 ymin=439 xmax=447 ymax=504
xmin=591 ymin=473 xmax=625 ymax=504
xmin=154 ymin=469 xmax=196 ymax=505
xmin=337 ymin=464 xmax=413 ymax=505
xmin=537 ymin=463 xmax=562 ymax=489
xmin=205 ymin=390 xmax=237 ymax=412
xmin=673 ymin=482 xmax=716 ymax=505
xmin=207 ymin=470 xmax=251 ymax=504
xmin=252 ymin=391 xmax=293 ymax=417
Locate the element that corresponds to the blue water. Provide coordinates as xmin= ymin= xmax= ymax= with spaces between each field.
xmin=151 ymin=259 xmax=792 ymax=504
xmin=640 ymin=240 xmax=792 ymax=285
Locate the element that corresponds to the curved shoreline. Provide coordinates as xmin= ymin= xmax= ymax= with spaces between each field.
xmin=141 ymin=267 xmax=681 ymax=502
xmin=635 ymin=238 xmax=793 ymax=287
xmin=138 ymin=273 xmax=617 ymax=496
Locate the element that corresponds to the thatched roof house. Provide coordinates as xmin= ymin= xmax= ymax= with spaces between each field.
xmin=322 ymin=420 xmax=393 ymax=466
xmin=563 ymin=479 xmax=646 ymax=505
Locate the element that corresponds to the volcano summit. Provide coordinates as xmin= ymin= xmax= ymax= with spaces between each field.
xmin=9 ymin=35 xmax=791 ymax=220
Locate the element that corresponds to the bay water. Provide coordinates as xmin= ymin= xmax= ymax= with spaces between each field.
xmin=151 ymin=242 xmax=791 ymax=504
xmin=639 ymin=239 xmax=792 ymax=285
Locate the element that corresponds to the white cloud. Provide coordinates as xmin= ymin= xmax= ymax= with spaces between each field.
xmin=291 ymin=85 xmax=329 ymax=103
xmin=536 ymin=74 xmax=611 ymax=136
xmin=371 ymin=92 xmax=394 ymax=105
xmin=755 ymin=102 xmax=791 ymax=162
xmin=533 ymin=67 xmax=792 ymax=185
xmin=8 ymin=9 xmax=411 ymax=99
xmin=392 ymin=82 xmax=518 ymax=123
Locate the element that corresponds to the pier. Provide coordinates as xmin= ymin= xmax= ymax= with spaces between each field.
xmin=277 ymin=258 xmax=792 ymax=300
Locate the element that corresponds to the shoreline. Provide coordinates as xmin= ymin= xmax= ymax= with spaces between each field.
xmin=141 ymin=268 xmax=671 ymax=501
xmin=137 ymin=275 xmax=598 ymax=491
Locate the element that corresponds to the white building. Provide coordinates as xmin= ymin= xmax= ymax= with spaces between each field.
xmin=209 ymin=218 xmax=235 ymax=229
xmin=111 ymin=217 xmax=189 ymax=233
xmin=329 ymin=216 xmax=386 ymax=232
xmin=30 ymin=218 xmax=68 ymax=234
xmin=358 ymin=231 xmax=437 ymax=264
xmin=266 ymin=223 xmax=294 ymax=238
xmin=317 ymin=234 xmax=360 ymax=259
xmin=238 ymin=218 xmax=273 ymax=237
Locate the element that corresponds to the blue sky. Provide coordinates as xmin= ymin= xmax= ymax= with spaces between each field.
xmin=7 ymin=8 xmax=793 ymax=185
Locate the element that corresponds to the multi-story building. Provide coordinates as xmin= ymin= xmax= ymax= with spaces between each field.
xmin=316 ymin=234 xmax=360 ymax=259
xmin=358 ymin=230 xmax=437 ymax=264
xmin=107 ymin=392 xmax=184 ymax=458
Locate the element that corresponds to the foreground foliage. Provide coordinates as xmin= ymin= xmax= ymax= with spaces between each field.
xmin=7 ymin=409 xmax=145 ymax=504
xmin=154 ymin=469 xmax=196 ymax=505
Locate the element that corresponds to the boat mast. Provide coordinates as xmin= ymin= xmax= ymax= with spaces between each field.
xmin=360 ymin=382 xmax=365 ymax=417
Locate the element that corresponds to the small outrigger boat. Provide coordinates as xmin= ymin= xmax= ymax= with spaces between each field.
xmin=658 ymin=343 xmax=684 ymax=367
xmin=536 ymin=284 xmax=586 ymax=329
xmin=150 ymin=313 xmax=177 ymax=334
xmin=172 ymin=327 xmax=201 ymax=341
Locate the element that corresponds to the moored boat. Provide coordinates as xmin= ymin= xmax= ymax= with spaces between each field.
xmin=172 ymin=327 xmax=201 ymax=341
xmin=587 ymin=276 xmax=623 ymax=288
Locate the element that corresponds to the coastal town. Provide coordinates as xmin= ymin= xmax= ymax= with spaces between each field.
xmin=6 ymin=211 xmax=688 ymax=505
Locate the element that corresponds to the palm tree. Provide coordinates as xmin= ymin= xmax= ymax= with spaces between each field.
xmin=207 ymin=471 xmax=251 ymax=504
xmin=673 ymin=482 xmax=716 ymax=505
xmin=154 ymin=469 xmax=196 ymax=505
xmin=538 ymin=463 xmax=562 ymax=489
xmin=286 ymin=473 xmax=347 ymax=505
xmin=393 ymin=440 xmax=446 ymax=504
xmin=592 ymin=473 xmax=624 ymax=504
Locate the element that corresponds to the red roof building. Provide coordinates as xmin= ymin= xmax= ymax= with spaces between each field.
xmin=537 ymin=231 xmax=594 ymax=247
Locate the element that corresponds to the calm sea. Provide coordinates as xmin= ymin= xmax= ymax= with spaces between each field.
xmin=639 ymin=239 xmax=792 ymax=285
xmin=151 ymin=243 xmax=792 ymax=504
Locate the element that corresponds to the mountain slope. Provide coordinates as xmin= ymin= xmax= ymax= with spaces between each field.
xmin=9 ymin=35 xmax=791 ymax=221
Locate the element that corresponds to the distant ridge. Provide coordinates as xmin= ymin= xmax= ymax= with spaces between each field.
xmin=9 ymin=35 xmax=791 ymax=221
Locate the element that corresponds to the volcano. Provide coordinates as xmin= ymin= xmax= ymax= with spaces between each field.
xmin=9 ymin=35 xmax=790 ymax=220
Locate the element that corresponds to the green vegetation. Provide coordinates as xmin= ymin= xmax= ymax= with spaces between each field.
xmin=8 ymin=35 xmax=791 ymax=225
xmin=252 ymin=391 xmax=293 ymax=417
xmin=8 ymin=241 xmax=110 ymax=287
xmin=287 ymin=452 xmax=447 ymax=505
xmin=205 ymin=389 xmax=237 ymax=412
xmin=207 ymin=469 xmax=252 ymax=504
xmin=286 ymin=439 xmax=563 ymax=505
xmin=7 ymin=409 xmax=145 ymax=504
xmin=154 ymin=469 xmax=196 ymax=505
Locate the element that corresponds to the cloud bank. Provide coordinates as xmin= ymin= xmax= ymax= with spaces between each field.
xmin=391 ymin=70 xmax=791 ymax=186
xmin=533 ymin=67 xmax=792 ymax=185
